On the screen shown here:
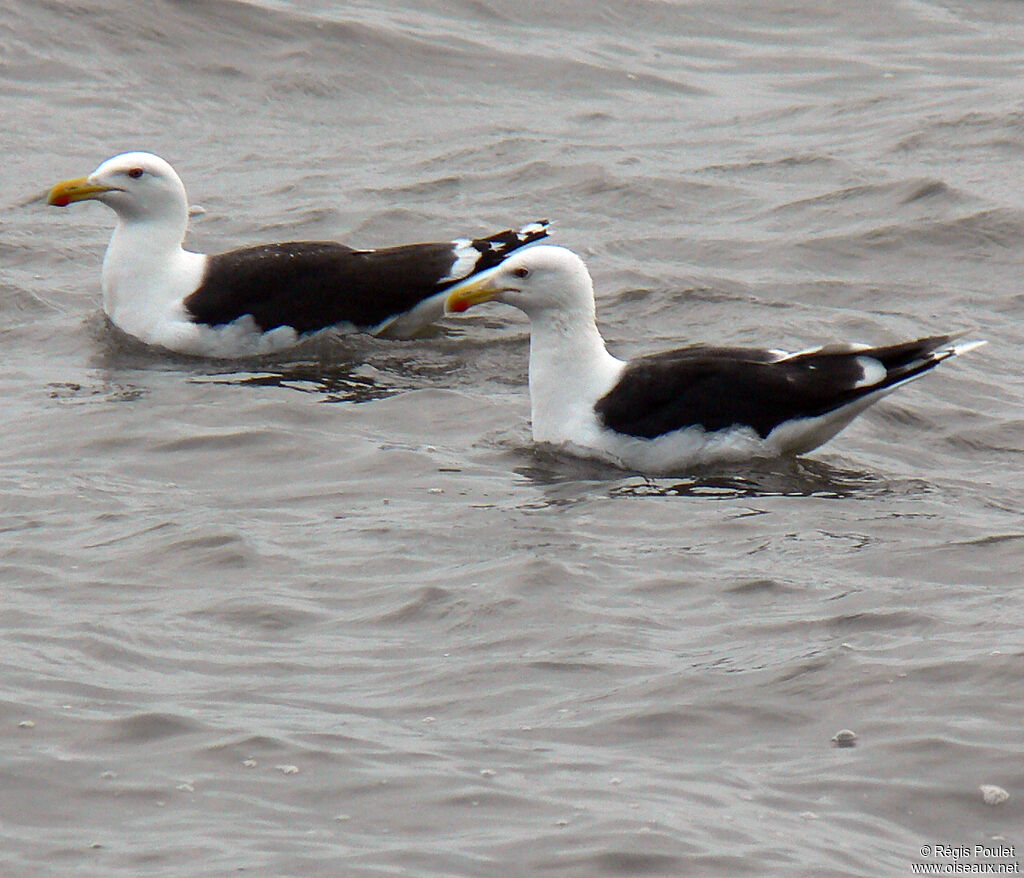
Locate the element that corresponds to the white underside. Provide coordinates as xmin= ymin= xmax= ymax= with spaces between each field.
xmin=111 ymin=290 xmax=429 ymax=358
xmin=370 ymin=288 xmax=448 ymax=339
xmin=142 ymin=310 xmax=308 ymax=358
xmin=538 ymin=384 xmax=904 ymax=474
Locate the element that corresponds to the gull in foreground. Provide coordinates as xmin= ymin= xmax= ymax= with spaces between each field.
xmin=445 ymin=245 xmax=983 ymax=472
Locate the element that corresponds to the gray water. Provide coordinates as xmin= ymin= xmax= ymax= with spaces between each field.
xmin=2 ymin=1 xmax=1023 ymax=875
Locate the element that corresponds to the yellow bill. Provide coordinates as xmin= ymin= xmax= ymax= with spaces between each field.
xmin=445 ymin=270 xmax=504 ymax=313
xmin=47 ymin=176 xmax=113 ymax=207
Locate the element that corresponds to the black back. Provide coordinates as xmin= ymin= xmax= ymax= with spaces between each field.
xmin=185 ymin=223 xmax=549 ymax=334
xmin=186 ymin=241 xmax=456 ymax=333
xmin=595 ymin=337 xmax=952 ymax=439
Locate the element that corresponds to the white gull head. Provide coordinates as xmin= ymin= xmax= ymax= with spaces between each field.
xmin=445 ymin=245 xmax=626 ymax=449
xmin=49 ymin=152 xmax=206 ymax=351
xmin=79 ymin=151 xmax=190 ymax=227
xmin=446 ymin=244 xmax=597 ymax=325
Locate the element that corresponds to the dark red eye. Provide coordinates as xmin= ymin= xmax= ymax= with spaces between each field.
xmin=127 ymin=167 xmax=144 ymax=179
xmin=512 ymin=267 xmax=529 ymax=279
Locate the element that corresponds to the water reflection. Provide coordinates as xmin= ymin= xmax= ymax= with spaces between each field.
xmin=196 ymin=361 xmax=398 ymax=404
xmin=514 ymin=445 xmax=927 ymax=502
xmin=84 ymin=323 xmax=460 ymax=404
xmin=611 ymin=458 xmax=888 ymax=500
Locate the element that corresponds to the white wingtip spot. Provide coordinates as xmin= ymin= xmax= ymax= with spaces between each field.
xmin=439 ymin=238 xmax=478 ymax=283
xmin=854 ymin=355 xmax=887 ymax=388
xmin=518 ymin=221 xmax=549 ymax=237
xmin=778 ymin=341 xmax=870 ymax=361
xmin=950 ymin=339 xmax=987 ymax=356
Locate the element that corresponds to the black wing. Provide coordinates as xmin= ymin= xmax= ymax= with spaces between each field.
xmin=595 ymin=336 xmax=957 ymax=439
xmin=184 ymin=222 xmax=549 ymax=334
